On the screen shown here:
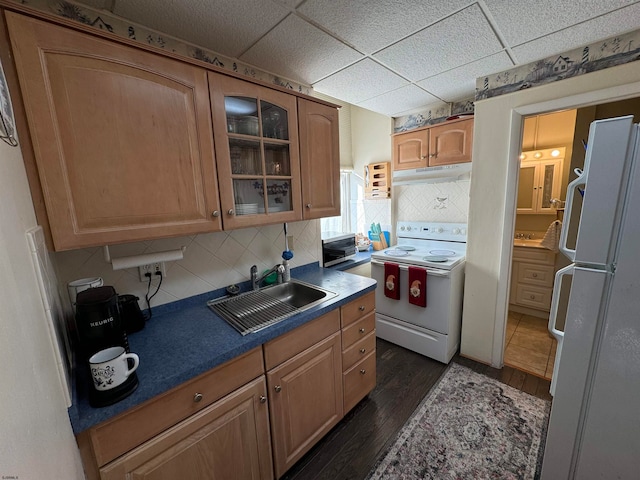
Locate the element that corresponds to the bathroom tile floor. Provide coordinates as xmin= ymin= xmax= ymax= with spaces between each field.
xmin=504 ymin=311 xmax=557 ymax=379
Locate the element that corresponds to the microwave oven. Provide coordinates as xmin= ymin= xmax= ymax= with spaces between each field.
xmin=321 ymin=232 xmax=356 ymax=267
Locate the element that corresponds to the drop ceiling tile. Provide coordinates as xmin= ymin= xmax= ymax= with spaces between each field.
xmin=357 ymin=85 xmax=438 ymax=117
xmin=417 ymin=51 xmax=513 ymax=102
xmin=512 ymin=2 xmax=640 ymax=64
xmin=313 ymin=59 xmax=409 ymax=104
xmin=374 ymin=4 xmax=503 ymax=81
xmin=298 ymin=0 xmax=472 ymax=54
xmin=484 ymin=0 xmax=638 ymax=46
xmin=113 ymin=0 xmax=290 ymax=58
xmin=240 ymin=14 xmax=363 ymax=84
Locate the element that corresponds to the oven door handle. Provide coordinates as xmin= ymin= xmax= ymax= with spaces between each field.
xmin=371 ymin=258 xmax=450 ymax=277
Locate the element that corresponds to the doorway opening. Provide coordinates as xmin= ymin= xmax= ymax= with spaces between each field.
xmin=504 ymin=98 xmax=640 ymax=381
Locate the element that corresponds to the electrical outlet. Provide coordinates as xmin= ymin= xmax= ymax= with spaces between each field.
xmin=138 ymin=262 xmax=166 ymax=282
xmin=287 ymin=235 xmax=294 ymax=251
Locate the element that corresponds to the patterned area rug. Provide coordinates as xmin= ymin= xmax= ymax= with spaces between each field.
xmin=367 ymin=363 xmax=551 ymax=480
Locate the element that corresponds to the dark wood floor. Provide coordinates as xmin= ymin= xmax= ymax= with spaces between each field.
xmin=282 ymin=338 xmax=552 ymax=480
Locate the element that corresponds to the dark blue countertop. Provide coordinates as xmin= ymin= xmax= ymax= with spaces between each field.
xmin=327 ymin=249 xmax=372 ymax=271
xmin=68 ymin=263 xmax=376 ymax=433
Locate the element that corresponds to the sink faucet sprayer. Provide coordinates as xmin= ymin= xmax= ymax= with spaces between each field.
xmin=250 ymin=264 xmax=285 ymax=290
xmin=281 ymin=223 xmax=293 ymax=282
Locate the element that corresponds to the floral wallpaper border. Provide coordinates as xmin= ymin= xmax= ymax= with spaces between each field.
xmin=9 ymin=0 xmax=312 ymax=95
xmin=476 ymin=28 xmax=640 ymax=101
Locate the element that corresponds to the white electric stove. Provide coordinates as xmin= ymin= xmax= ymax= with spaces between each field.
xmin=370 ymin=221 xmax=467 ymax=363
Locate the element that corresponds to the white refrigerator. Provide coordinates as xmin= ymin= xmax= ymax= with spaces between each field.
xmin=541 ymin=115 xmax=640 ymax=479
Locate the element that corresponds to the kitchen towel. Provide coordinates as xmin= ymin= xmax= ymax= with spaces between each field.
xmin=408 ymin=266 xmax=427 ymax=307
xmin=541 ymin=220 xmax=562 ymax=252
xmin=384 ymin=262 xmax=400 ymax=300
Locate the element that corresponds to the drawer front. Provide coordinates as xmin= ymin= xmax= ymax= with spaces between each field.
xmin=88 ymin=347 xmax=264 ymax=467
xmin=517 ymin=263 xmax=555 ymax=287
xmin=342 ymin=331 xmax=376 ymax=371
xmin=512 ymin=247 xmax=556 ymax=265
xmin=340 ymin=291 xmax=375 ymax=328
xmin=343 ymin=351 xmax=376 ymax=413
xmin=264 ymin=309 xmax=340 ymax=371
xmin=342 ymin=312 xmax=375 ymax=349
xmin=515 ymin=284 xmax=552 ymax=311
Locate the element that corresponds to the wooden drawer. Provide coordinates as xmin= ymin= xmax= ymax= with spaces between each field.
xmin=342 ymin=331 xmax=376 ymax=371
xmin=517 ymin=263 xmax=555 ymax=287
xmin=264 ymin=309 xmax=340 ymax=371
xmin=342 ymin=312 xmax=375 ymax=349
xmin=512 ymin=246 xmax=556 ymax=265
xmin=79 ymin=347 xmax=264 ymax=468
xmin=343 ymin=351 xmax=376 ymax=413
xmin=514 ymin=284 xmax=552 ymax=311
xmin=340 ymin=291 xmax=375 ymax=328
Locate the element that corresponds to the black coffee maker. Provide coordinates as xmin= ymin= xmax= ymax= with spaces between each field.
xmin=75 ymin=285 xmax=138 ymax=406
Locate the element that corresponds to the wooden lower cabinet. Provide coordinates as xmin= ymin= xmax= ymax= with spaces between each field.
xmin=267 ymin=331 xmax=343 ymax=478
xmin=100 ymin=376 xmax=273 ymax=480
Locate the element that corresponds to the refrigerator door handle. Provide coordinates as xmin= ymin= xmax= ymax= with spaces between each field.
xmin=548 ymin=264 xmax=574 ymax=341
xmin=548 ymin=264 xmax=574 ymax=396
xmin=559 ymin=172 xmax=587 ymax=261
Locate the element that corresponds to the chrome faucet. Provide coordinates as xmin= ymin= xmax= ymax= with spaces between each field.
xmin=250 ymin=264 xmax=285 ymax=290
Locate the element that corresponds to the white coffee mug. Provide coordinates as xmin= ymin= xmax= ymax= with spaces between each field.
xmin=68 ymin=277 xmax=103 ymax=311
xmin=89 ymin=346 xmax=139 ymax=391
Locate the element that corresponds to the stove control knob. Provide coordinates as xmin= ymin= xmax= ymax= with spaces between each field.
xmin=460 ymin=228 xmax=467 ymax=235
xmin=406 ymin=226 xmax=412 ymax=231
xmin=435 ymin=227 xmax=444 ymax=233
xmin=452 ymin=228 xmax=460 ymax=235
xmin=400 ymin=226 xmax=405 ymax=231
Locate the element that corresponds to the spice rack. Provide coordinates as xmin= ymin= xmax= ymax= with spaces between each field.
xmin=364 ymin=162 xmax=391 ymax=199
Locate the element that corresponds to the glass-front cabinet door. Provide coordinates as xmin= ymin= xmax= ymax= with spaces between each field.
xmin=209 ymin=72 xmax=301 ymax=229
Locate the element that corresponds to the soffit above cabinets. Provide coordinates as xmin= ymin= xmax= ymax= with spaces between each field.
xmin=73 ymin=0 xmax=640 ymax=117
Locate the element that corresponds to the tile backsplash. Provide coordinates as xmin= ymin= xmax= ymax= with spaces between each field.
xmin=53 ymin=220 xmax=322 ymax=312
xmin=395 ymin=180 xmax=470 ymax=223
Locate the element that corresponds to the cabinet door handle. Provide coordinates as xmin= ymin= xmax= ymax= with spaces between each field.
xmin=532 ymin=273 xmax=538 ymax=277
xmin=530 ymin=294 xmax=536 ymax=300
xmin=359 ymin=305 xmax=365 ymax=311
xmin=306 ymin=203 xmax=312 ymax=209
xmin=259 ymin=395 xmax=267 ymax=404
xmin=360 ymin=348 xmax=366 ymax=354
xmin=193 ymin=393 xmax=203 ymax=403
xmin=429 ymin=153 xmax=436 ymax=158
xmin=274 ymin=385 xmax=282 ymax=393
xmin=211 ymin=210 xmax=220 ymax=217
xmin=359 ymin=327 xmax=365 ymax=333
xmin=228 ymin=209 xmax=234 ymax=215
xmin=360 ymin=369 xmax=366 ymax=375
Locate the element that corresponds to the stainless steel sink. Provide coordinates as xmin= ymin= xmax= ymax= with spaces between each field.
xmin=207 ymin=280 xmax=338 ymax=335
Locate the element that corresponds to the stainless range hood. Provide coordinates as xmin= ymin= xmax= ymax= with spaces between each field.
xmin=392 ymin=163 xmax=472 ymax=185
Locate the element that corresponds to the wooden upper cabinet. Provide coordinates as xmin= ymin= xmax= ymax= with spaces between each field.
xmin=298 ymin=99 xmax=340 ymax=219
xmin=6 ymin=13 xmax=221 ymax=251
xmin=392 ymin=129 xmax=428 ymax=170
xmin=209 ymin=72 xmax=302 ymax=230
xmin=428 ymin=118 xmax=473 ymax=166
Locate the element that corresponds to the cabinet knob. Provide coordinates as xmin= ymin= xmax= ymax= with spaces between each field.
xmin=359 ymin=327 xmax=365 ymax=333
xmin=211 ymin=210 xmax=220 ymax=217
xmin=306 ymin=203 xmax=312 ymax=209
xmin=429 ymin=153 xmax=436 ymax=158
xmin=532 ymin=273 xmax=538 ymax=277
xmin=228 ymin=209 xmax=234 ymax=215
xmin=360 ymin=369 xmax=366 ymax=375
xmin=421 ymin=155 xmax=427 ymax=159
xmin=259 ymin=395 xmax=267 ymax=404
xmin=360 ymin=348 xmax=366 ymax=354
xmin=530 ymin=295 xmax=536 ymax=300
xmin=193 ymin=393 xmax=203 ymax=403
xmin=359 ymin=305 xmax=365 ymax=311
xmin=274 ymin=385 xmax=282 ymax=393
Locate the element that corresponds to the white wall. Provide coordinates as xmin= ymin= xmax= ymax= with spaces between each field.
xmin=461 ymin=60 xmax=640 ymax=366
xmin=0 ymin=141 xmax=85 ymax=477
